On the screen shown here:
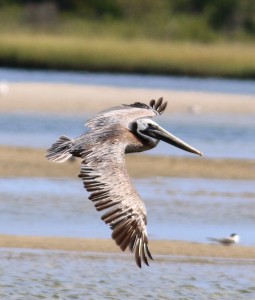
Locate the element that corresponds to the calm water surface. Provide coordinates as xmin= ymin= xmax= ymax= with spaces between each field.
xmin=0 ymin=249 xmax=254 ymax=300
xmin=1 ymin=69 xmax=255 ymax=300
xmin=1 ymin=113 xmax=255 ymax=159
xmin=0 ymin=177 xmax=254 ymax=245
xmin=1 ymin=67 xmax=255 ymax=95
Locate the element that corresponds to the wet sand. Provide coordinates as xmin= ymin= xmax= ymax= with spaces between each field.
xmin=1 ymin=146 xmax=255 ymax=180
xmin=1 ymin=83 xmax=255 ymax=115
xmin=0 ymin=234 xmax=254 ymax=259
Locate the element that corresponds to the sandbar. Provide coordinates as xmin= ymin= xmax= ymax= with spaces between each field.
xmin=0 ymin=234 xmax=254 ymax=260
xmin=1 ymin=83 xmax=255 ymax=115
xmin=1 ymin=146 xmax=255 ymax=180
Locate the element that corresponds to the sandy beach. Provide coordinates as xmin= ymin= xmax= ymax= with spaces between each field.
xmin=1 ymin=82 xmax=255 ymax=115
xmin=1 ymin=82 xmax=255 ymax=260
xmin=1 ymin=146 xmax=255 ymax=180
xmin=1 ymin=234 xmax=255 ymax=260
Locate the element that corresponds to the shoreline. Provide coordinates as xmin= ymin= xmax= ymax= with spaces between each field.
xmin=0 ymin=234 xmax=254 ymax=260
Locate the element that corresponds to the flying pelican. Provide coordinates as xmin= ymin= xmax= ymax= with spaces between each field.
xmin=46 ymin=97 xmax=202 ymax=267
xmin=208 ymin=233 xmax=240 ymax=246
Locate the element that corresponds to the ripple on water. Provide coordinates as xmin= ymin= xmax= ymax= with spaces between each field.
xmin=1 ymin=112 xmax=255 ymax=159
xmin=0 ymin=177 xmax=255 ymax=245
xmin=0 ymin=249 xmax=255 ymax=300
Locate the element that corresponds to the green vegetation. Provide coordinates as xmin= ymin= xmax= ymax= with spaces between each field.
xmin=1 ymin=34 xmax=254 ymax=78
xmin=0 ymin=1 xmax=254 ymax=77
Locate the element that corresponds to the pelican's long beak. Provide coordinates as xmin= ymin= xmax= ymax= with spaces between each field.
xmin=142 ymin=123 xmax=203 ymax=156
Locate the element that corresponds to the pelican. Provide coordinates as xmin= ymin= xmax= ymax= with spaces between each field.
xmin=208 ymin=233 xmax=240 ymax=246
xmin=46 ymin=97 xmax=202 ymax=267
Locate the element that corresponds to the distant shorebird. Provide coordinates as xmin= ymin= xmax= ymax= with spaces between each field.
xmin=46 ymin=97 xmax=202 ymax=267
xmin=208 ymin=233 xmax=240 ymax=246
xmin=0 ymin=80 xmax=9 ymax=96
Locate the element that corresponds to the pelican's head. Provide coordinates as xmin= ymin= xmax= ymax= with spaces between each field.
xmin=131 ymin=118 xmax=203 ymax=156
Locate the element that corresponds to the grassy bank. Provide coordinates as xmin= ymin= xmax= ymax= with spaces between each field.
xmin=0 ymin=1 xmax=254 ymax=77
xmin=0 ymin=33 xmax=255 ymax=78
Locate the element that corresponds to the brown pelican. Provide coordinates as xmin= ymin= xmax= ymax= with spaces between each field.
xmin=208 ymin=233 xmax=240 ymax=246
xmin=46 ymin=97 xmax=202 ymax=267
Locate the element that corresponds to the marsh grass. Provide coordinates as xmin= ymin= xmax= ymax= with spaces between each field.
xmin=0 ymin=33 xmax=255 ymax=78
xmin=0 ymin=3 xmax=254 ymax=78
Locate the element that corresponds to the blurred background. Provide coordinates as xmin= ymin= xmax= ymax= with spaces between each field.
xmin=0 ymin=1 xmax=255 ymax=298
xmin=0 ymin=0 xmax=254 ymax=76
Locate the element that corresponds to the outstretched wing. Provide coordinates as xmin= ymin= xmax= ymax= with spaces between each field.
xmin=78 ymin=98 xmax=168 ymax=266
xmin=78 ymin=132 xmax=153 ymax=268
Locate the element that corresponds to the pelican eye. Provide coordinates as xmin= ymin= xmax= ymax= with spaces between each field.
xmin=147 ymin=123 xmax=154 ymax=128
xmin=128 ymin=122 xmax=138 ymax=132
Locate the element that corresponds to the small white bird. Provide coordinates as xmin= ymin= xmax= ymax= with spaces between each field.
xmin=0 ymin=81 xmax=9 ymax=96
xmin=208 ymin=233 xmax=240 ymax=246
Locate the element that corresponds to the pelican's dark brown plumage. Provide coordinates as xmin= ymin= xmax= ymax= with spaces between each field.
xmin=46 ymin=97 xmax=202 ymax=267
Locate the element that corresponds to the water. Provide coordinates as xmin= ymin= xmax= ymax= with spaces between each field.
xmin=1 ymin=112 xmax=255 ymax=159
xmin=1 ymin=69 xmax=255 ymax=300
xmin=1 ymin=68 xmax=254 ymax=159
xmin=0 ymin=249 xmax=254 ymax=299
xmin=1 ymin=67 xmax=255 ymax=95
xmin=0 ymin=177 xmax=254 ymax=245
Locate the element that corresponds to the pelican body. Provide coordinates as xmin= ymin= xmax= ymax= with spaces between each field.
xmin=46 ymin=98 xmax=202 ymax=267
